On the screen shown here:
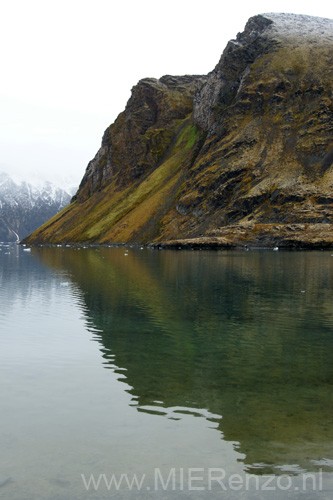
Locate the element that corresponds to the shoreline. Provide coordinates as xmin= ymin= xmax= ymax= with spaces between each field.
xmin=20 ymin=223 xmax=333 ymax=251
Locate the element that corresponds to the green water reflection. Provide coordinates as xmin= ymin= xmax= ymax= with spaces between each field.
xmin=35 ymin=246 xmax=333 ymax=475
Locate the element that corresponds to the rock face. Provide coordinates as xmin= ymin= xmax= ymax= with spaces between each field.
xmin=23 ymin=13 xmax=333 ymax=248
xmin=76 ymin=75 xmax=207 ymax=200
xmin=0 ymin=172 xmax=73 ymax=241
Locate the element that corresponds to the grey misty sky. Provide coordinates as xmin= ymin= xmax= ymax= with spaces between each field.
xmin=1 ymin=0 xmax=332 ymax=188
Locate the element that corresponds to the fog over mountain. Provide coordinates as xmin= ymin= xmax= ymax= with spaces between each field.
xmin=0 ymin=172 xmax=74 ymax=242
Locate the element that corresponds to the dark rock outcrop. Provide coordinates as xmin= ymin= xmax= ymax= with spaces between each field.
xmin=193 ymin=14 xmax=275 ymax=131
xmin=75 ymin=75 xmax=207 ymax=201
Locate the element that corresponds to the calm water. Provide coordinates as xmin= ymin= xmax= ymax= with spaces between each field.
xmin=1 ymin=243 xmax=333 ymax=499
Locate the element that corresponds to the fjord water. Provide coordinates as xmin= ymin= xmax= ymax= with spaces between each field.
xmin=1 ymin=244 xmax=333 ymax=500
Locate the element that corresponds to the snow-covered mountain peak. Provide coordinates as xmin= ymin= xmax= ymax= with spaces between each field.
xmin=0 ymin=172 xmax=76 ymax=241
xmin=261 ymin=12 xmax=333 ymax=44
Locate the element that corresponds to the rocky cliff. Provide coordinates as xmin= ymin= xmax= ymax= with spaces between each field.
xmin=23 ymin=13 xmax=333 ymax=248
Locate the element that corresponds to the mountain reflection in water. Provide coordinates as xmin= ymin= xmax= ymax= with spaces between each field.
xmin=35 ymin=246 xmax=333 ymax=475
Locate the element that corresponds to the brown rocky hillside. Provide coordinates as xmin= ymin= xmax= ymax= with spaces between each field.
xmin=23 ymin=13 xmax=333 ymax=248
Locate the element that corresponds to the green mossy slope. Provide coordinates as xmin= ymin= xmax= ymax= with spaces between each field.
xmin=26 ymin=119 xmax=202 ymax=244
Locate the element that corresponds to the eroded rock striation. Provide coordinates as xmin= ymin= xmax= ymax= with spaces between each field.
xmin=23 ymin=13 xmax=333 ymax=248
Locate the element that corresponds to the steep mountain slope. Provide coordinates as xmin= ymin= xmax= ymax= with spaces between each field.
xmin=23 ymin=13 xmax=333 ymax=248
xmin=0 ymin=172 xmax=73 ymax=241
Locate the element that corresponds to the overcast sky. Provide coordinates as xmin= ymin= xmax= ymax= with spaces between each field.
xmin=1 ymin=0 xmax=332 ymax=188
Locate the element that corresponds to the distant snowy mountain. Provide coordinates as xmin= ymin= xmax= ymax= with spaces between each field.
xmin=0 ymin=172 xmax=75 ymax=241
